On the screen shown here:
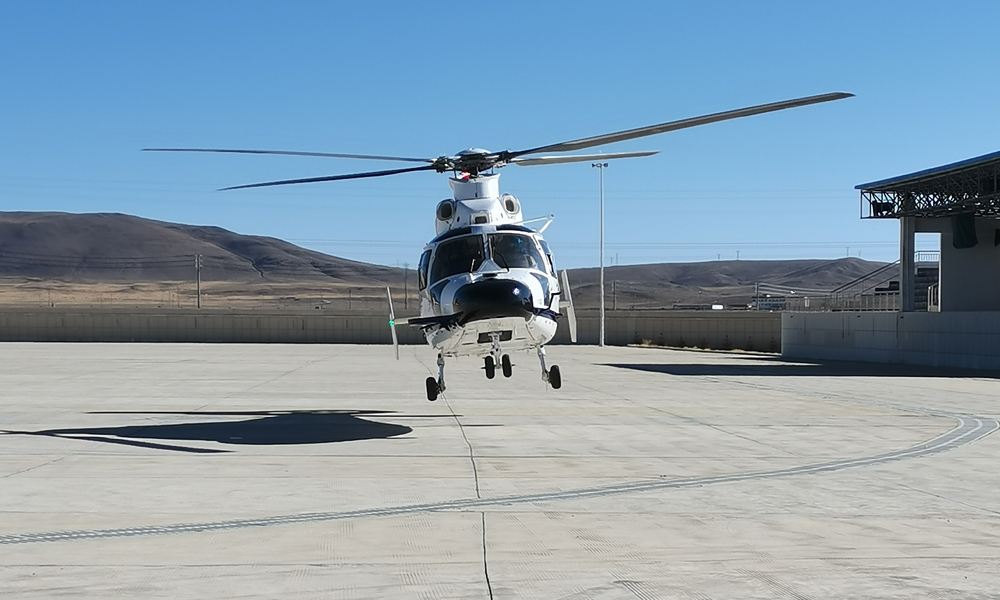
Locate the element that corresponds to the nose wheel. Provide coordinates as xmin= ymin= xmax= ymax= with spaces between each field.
xmin=483 ymin=353 xmax=513 ymax=380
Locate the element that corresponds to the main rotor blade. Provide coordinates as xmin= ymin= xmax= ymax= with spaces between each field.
xmin=508 ymin=92 xmax=853 ymax=158
xmin=144 ymin=148 xmax=435 ymax=164
xmin=511 ymin=151 xmax=658 ymax=167
xmin=219 ymin=165 xmax=438 ymax=191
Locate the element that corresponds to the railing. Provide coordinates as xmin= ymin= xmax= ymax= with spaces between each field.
xmin=758 ymin=254 xmax=943 ymax=313
xmin=829 ymin=260 xmax=900 ymax=297
xmin=783 ymin=293 xmax=900 ymax=312
xmin=928 ymin=282 xmax=940 ymax=312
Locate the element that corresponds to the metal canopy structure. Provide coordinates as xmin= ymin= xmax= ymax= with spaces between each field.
xmin=857 ymin=150 xmax=1000 ymax=219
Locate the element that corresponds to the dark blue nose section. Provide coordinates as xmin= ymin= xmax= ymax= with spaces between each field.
xmin=453 ymin=279 xmax=534 ymax=324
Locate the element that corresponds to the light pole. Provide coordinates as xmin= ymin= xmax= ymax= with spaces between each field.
xmin=592 ymin=162 xmax=608 ymax=347
xmin=402 ymin=262 xmax=409 ymax=309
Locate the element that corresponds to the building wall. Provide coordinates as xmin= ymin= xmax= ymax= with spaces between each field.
xmin=782 ymin=311 xmax=1000 ymax=370
xmin=0 ymin=308 xmax=781 ymax=350
xmin=917 ymin=216 xmax=1000 ymax=311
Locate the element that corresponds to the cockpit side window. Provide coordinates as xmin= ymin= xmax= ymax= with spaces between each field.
xmin=538 ymin=239 xmax=556 ymax=275
xmin=488 ymin=233 xmax=546 ymax=271
xmin=417 ymin=250 xmax=431 ymax=290
xmin=429 ymin=235 xmax=485 ymax=284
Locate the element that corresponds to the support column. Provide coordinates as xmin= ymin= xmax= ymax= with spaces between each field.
xmin=900 ymin=216 xmax=915 ymax=312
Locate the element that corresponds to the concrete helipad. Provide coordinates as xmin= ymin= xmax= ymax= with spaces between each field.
xmin=1 ymin=343 xmax=998 ymax=598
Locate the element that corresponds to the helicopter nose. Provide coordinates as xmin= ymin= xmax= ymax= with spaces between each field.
xmin=452 ymin=279 xmax=534 ymax=323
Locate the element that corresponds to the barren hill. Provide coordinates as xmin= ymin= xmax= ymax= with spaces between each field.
xmin=0 ymin=212 xmax=886 ymax=310
xmin=0 ymin=212 xmax=406 ymax=285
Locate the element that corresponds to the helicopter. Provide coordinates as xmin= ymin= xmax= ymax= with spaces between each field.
xmin=146 ymin=91 xmax=852 ymax=401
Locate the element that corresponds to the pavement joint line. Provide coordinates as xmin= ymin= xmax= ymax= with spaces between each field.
xmin=0 ymin=407 xmax=995 ymax=547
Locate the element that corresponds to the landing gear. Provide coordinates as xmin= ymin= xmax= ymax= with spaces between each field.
xmin=484 ymin=351 xmax=513 ymax=381
xmin=483 ymin=332 xmax=513 ymax=380
xmin=426 ymin=353 xmax=446 ymax=401
xmin=537 ymin=346 xmax=562 ymax=389
xmin=484 ymin=354 xmax=512 ymax=380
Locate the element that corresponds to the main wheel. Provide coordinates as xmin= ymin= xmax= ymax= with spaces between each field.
xmin=548 ymin=365 xmax=561 ymax=389
xmin=501 ymin=354 xmax=513 ymax=378
xmin=484 ymin=356 xmax=496 ymax=379
xmin=425 ymin=376 xmax=439 ymax=401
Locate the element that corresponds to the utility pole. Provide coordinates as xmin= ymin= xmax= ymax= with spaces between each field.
xmin=195 ymin=254 xmax=203 ymax=309
xmin=613 ymin=280 xmax=617 ymax=311
xmin=592 ymin=162 xmax=608 ymax=347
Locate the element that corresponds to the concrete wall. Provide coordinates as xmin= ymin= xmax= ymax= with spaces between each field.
xmin=782 ymin=311 xmax=1000 ymax=370
xmin=917 ymin=216 xmax=1000 ymax=311
xmin=0 ymin=308 xmax=781 ymax=349
xmin=554 ymin=309 xmax=781 ymax=351
xmin=0 ymin=310 xmax=424 ymax=344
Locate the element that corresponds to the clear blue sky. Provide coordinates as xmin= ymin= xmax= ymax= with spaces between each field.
xmin=2 ymin=1 xmax=997 ymax=268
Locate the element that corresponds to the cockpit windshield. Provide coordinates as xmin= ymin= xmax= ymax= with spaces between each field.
xmin=428 ymin=232 xmax=548 ymax=285
xmin=488 ymin=233 xmax=546 ymax=271
xmin=429 ymin=235 xmax=485 ymax=283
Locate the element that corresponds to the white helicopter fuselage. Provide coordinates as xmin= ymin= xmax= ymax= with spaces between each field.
xmin=410 ymin=173 xmax=565 ymax=359
xmin=419 ymin=244 xmax=560 ymax=358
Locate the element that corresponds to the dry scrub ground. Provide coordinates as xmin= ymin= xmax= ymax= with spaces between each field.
xmin=0 ymin=278 xmax=417 ymax=315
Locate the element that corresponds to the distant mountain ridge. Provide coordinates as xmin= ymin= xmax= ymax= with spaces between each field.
xmin=566 ymin=258 xmax=887 ymax=307
xmin=0 ymin=212 xmax=406 ymax=284
xmin=569 ymin=257 xmax=883 ymax=290
xmin=0 ymin=212 xmax=887 ymax=307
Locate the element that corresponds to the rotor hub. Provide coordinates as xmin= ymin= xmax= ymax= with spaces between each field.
xmin=442 ymin=148 xmax=501 ymax=177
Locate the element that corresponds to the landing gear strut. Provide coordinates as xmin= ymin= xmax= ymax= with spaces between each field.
xmin=537 ymin=346 xmax=562 ymax=389
xmin=426 ymin=352 xmax=446 ymax=401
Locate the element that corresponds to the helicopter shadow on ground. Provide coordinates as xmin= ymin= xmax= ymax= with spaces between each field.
xmin=1 ymin=410 xmax=433 ymax=454
xmin=605 ymin=356 xmax=1000 ymax=379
